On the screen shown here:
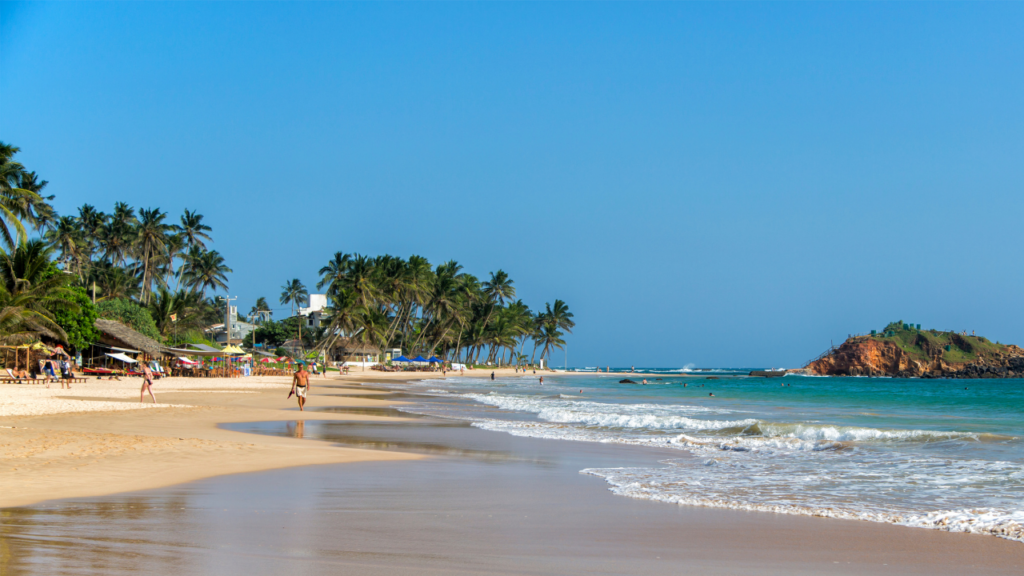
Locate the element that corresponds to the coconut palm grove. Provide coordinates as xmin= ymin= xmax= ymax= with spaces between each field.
xmin=1 ymin=142 xmax=573 ymax=366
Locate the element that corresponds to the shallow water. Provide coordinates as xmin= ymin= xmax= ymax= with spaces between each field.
xmin=388 ymin=373 xmax=1024 ymax=542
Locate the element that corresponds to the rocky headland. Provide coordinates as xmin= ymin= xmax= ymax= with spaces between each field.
xmin=804 ymin=322 xmax=1024 ymax=378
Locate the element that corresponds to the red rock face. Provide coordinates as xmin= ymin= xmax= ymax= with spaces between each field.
xmin=806 ymin=337 xmax=1024 ymax=378
xmin=807 ymin=339 xmax=919 ymax=376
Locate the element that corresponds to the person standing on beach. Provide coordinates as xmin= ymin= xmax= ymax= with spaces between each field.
xmin=140 ymin=362 xmax=157 ymax=404
xmin=292 ymin=365 xmax=311 ymax=411
xmin=491 ymin=371 xmax=495 ymax=381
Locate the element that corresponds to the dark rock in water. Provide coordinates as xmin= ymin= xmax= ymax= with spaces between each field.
xmin=707 ymin=376 xmax=720 ymax=380
xmin=619 ymin=379 xmax=636 ymax=384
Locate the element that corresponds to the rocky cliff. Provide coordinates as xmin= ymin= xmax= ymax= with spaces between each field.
xmin=806 ymin=330 xmax=1024 ymax=378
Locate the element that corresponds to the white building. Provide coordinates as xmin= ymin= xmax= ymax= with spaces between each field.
xmin=297 ymin=294 xmax=329 ymax=329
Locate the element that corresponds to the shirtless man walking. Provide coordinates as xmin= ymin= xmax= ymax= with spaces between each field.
xmin=140 ymin=363 xmax=157 ymax=403
xmin=292 ymin=365 xmax=311 ymax=411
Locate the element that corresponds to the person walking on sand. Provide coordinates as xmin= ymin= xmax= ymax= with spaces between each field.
xmin=292 ymin=365 xmax=311 ymax=411
xmin=140 ymin=362 xmax=157 ymax=404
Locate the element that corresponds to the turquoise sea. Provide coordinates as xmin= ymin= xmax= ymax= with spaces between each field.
xmin=389 ymin=369 xmax=1024 ymax=542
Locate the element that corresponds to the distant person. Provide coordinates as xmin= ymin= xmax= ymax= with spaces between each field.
xmin=292 ymin=365 xmax=311 ymax=411
xmin=709 ymin=393 xmax=714 ymax=397
xmin=491 ymin=371 xmax=495 ymax=381
xmin=631 ymin=366 xmax=635 ymax=373
xmin=539 ymin=376 xmax=544 ymax=385
xmin=683 ymin=383 xmax=687 ymax=387
xmin=642 ymin=379 xmax=648 ymax=385
xmin=140 ymin=363 xmax=157 ymax=404
xmin=460 ymin=366 xmax=464 ymax=376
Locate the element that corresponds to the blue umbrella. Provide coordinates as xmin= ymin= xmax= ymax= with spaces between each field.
xmin=393 ymin=356 xmax=411 ymax=362
xmin=427 ymin=356 xmax=441 ymax=363
xmin=411 ymin=355 xmax=428 ymax=362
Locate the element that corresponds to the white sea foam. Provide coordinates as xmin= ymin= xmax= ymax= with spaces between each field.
xmin=583 ymin=463 xmax=1024 ymax=543
xmin=400 ymin=379 xmax=1024 ymax=544
xmin=461 ymin=393 xmax=748 ymax=431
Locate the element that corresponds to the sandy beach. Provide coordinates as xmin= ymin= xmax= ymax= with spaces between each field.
xmin=0 ymin=374 xmax=422 ymax=509
xmin=2 ymin=372 xmax=1023 ymax=575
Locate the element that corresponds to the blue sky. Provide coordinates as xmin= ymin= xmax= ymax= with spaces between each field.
xmin=3 ymin=2 xmax=1023 ymax=367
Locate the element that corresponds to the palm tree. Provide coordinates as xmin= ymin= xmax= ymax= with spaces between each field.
xmin=0 ymin=142 xmax=39 ymax=248
xmin=177 ymin=209 xmax=212 ymax=250
xmin=0 ymin=240 xmax=79 ymax=344
xmin=76 ymin=204 xmax=106 ymax=269
xmin=317 ymin=251 xmax=352 ymax=295
xmin=536 ymin=325 xmax=566 ymax=365
xmin=13 ymin=171 xmax=57 ymax=232
xmin=134 ymin=207 xmax=173 ymax=303
xmin=88 ymin=260 xmax=140 ymax=301
xmin=98 ymin=217 xmax=135 ymax=267
xmin=480 ymin=270 xmax=515 ymax=358
xmin=545 ymin=299 xmax=575 ymax=334
xmin=249 ymin=296 xmax=271 ymax=324
xmin=280 ymin=278 xmax=309 ymax=349
xmin=182 ymin=248 xmax=232 ymax=297
xmin=280 ymin=279 xmax=309 ymax=318
xmin=45 ymin=216 xmax=85 ymax=279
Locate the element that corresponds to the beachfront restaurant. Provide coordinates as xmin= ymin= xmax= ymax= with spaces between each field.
xmin=85 ymin=318 xmax=173 ymax=375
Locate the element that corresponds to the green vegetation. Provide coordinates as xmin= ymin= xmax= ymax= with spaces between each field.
xmin=0 ymin=141 xmax=234 ymax=351
xmin=96 ymin=298 xmax=162 ymax=341
xmin=868 ymin=320 xmax=1012 ymax=365
xmin=304 ymin=253 xmax=574 ymax=366
xmin=50 ymin=286 xmax=99 ymax=352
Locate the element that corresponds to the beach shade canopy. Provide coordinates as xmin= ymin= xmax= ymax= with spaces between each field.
xmin=393 ymin=356 xmax=411 ymax=363
xmin=221 ymin=345 xmax=245 ymax=355
xmin=105 ymin=352 xmax=137 ymax=364
xmin=411 ymin=355 xmax=428 ymax=362
xmin=260 ymin=357 xmax=273 ymax=363
xmin=427 ymin=356 xmax=441 ymax=363
xmin=177 ymin=357 xmax=200 ymax=365
xmin=277 ymin=356 xmax=289 ymax=362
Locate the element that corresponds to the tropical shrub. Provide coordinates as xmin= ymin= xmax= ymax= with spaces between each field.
xmin=96 ymin=298 xmax=161 ymax=341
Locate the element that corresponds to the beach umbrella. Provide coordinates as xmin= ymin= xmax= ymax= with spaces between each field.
xmin=411 ymin=355 xmax=427 ymax=363
xmin=393 ymin=356 xmax=411 ymax=363
xmin=427 ymin=356 xmax=441 ymax=363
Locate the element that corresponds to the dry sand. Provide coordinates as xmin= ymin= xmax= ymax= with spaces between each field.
xmin=0 ymin=374 xmax=420 ymax=508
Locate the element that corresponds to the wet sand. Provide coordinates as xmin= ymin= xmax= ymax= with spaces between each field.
xmin=2 ymin=377 xmax=1023 ymax=575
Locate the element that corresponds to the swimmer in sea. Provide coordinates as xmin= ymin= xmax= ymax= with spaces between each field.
xmin=539 ymin=376 xmax=543 ymax=385
xmin=709 ymin=393 xmax=714 ymax=397
xmin=683 ymin=383 xmax=687 ymax=387
xmin=642 ymin=379 xmax=647 ymax=385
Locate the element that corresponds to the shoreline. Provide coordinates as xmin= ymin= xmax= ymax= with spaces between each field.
xmin=3 ymin=373 xmax=1024 ymax=574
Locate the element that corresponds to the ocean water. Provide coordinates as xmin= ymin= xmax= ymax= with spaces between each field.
xmin=391 ymin=371 xmax=1024 ymax=542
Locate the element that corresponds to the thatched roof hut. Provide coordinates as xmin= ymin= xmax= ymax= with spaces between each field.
xmin=328 ymin=337 xmax=381 ymax=362
xmin=330 ymin=338 xmax=381 ymax=354
xmin=94 ymin=318 xmax=170 ymax=359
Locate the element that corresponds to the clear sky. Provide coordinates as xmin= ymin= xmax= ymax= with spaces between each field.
xmin=3 ymin=2 xmax=1023 ymax=368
